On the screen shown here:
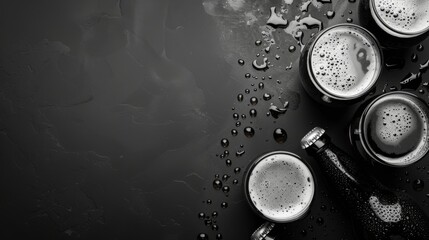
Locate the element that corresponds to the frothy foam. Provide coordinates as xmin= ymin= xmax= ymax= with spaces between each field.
xmin=373 ymin=0 xmax=429 ymax=35
xmin=363 ymin=93 xmax=429 ymax=166
xmin=310 ymin=25 xmax=381 ymax=99
xmin=247 ymin=153 xmax=314 ymax=222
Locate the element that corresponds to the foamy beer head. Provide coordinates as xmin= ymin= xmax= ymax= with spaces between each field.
xmin=308 ymin=24 xmax=382 ymax=100
xmin=245 ymin=152 xmax=315 ymax=223
xmin=361 ymin=92 xmax=429 ymax=166
xmin=371 ymin=0 xmax=429 ymax=38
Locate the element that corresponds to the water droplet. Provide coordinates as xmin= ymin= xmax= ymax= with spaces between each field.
xmin=238 ymin=59 xmax=245 ymax=65
xmin=221 ymin=202 xmax=228 ymax=208
xmin=234 ymin=167 xmax=241 ymax=174
xmin=273 ymin=128 xmax=288 ymax=143
xmin=255 ymin=40 xmax=262 ymax=46
xmin=233 ymin=113 xmax=239 ymax=120
xmin=400 ymin=72 xmax=422 ymax=90
xmin=245 ymin=73 xmax=251 ymax=78
xmin=258 ymin=82 xmax=264 ymax=89
xmin=417 ymin=44 xmax=424 ymax=52
xmin=237 ymin=94 xmax=244 ymax=102
xmin=222 ymin=174 xmax=229 ymax=181
xmin=216 ymin=233 xmax=223 ymax=239
xmin=346 ymin=17 xmax=353 ymax=23
xmin=244 ymin=127 xmax=255 ymax=138
xmin=252 ymin=58 xmax=269 ymax=71
xmin=213 ymin=179 xmax=222 ymax=190
xmin=222 ymin=186 xmax=230 ymax=193
xmin=231 ymin=129 xmax=238 ymax=136
xmin=250 ymin=109 xmax=257 ymax=117
xmin=269 ymin=105 xmax=288 ymax=118
xmin=235 ymin=121 xmax=241 ymax=127
xmin=267 ymin=7 xmax=288 ymax=28
xmin=316 ymin=217 xmax=324 ymax=225
xmin=220 ymin=138 xmax=229 ymax=148
xmin=250 ymin=97 xmax=258 ymax=105
xmin=212 ymin=211 xmax=218 ymax=218
xmin=197 ymin=233 xmax=208 ymax=240
xmin=326 ymin=11 xmax=335 ymax=19
xmin=233 ymin=179 xmax=238 ymax=184
xmin=236 ymin=150 xmax=245 ymax=157
xmin=263 ymin=93 xmax=272 ymax=101
xmin=413 ymin=179 xmax=424 ymax=191
xmin=289 ymin=45 xmax=296 ymax=53
xmin=207 ymin=199 xmax=212 ymax=204
xmin=198 ymin=212 xmax=205 ymax=219
xmin=226 ymin=159 xmax=232 ymax=166
xmin=411 ymin=53 xmax=418 ymax=62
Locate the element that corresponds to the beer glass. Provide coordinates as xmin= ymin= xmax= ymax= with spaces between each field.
xmin=299 ymin=24 xmax=383 ymax=106
xmin=359 ymin=0 xmax=429 ymax=48
xmin=244 ymin=151 xmax=315 ymax=239
xmin=349 ymin=91 xmax=429 ymax=167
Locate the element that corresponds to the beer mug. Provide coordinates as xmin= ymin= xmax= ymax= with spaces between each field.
xmin=299 ymin=24 xmax=383 ymax=106
xmin=244 ymin=151 xmax=315 ymax=239
xmin=359 ymin=0 xmax=429 ymax=48
xmin=349 ymin=91 xmax=429 ymax=167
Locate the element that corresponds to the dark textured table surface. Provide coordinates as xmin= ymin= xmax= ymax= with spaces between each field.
xmin=1 ymin=0 xmax=428 ymax=239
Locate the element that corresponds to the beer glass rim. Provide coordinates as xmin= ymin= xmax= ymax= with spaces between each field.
xmin=307 ymin=23 xmax=383 ymax=100
xmin=370 ymin=0 xmax=429 ymax=38
xmin=243 ymin=151 xmax=315 ymax=223
xmin=358 ymin=91 xmax=429 ymax=167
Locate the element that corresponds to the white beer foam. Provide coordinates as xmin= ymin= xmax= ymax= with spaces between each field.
xmin=374 ymin=0 xmax=429 ymax=35
xmin=310 ymin=25 xmax=381 ymax=99
xmin=248 ymin=154 xmax=314 ymax=222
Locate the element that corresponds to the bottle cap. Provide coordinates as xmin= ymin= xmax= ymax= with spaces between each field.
xmin=251 ymin=222 xmax=275 ymax=240
xmin=301 ymin=127 xmax=325 ymax=149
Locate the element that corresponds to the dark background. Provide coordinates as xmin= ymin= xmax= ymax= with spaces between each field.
xmin=0 ymin=0 xmax=428 ymax=239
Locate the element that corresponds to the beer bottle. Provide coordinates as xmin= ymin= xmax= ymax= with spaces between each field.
xmin=301 ymin=127 xmax=429 ymax=240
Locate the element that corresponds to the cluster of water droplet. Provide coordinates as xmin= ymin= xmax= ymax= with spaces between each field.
xmin=247 ymin=154 xmax=314 ymax=222
xmin=375 ymin=0 xmax=429 ymax=34
xmin=310 ymin=25 xmax=380 ymax=98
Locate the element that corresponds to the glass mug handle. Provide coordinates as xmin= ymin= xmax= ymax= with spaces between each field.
xmin=251 ymin=222 xmax=276 ymax=240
